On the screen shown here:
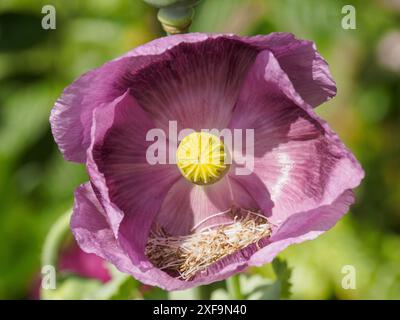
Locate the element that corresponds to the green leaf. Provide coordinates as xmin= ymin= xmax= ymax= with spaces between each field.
xmin=272 ymin=257 xmax=292 ymax=299
xmin=240 ymin=274 xmax=279 ymax=300
xmin=143 ymin=287 xmax=169 ymax=300
xmin=243 ymin=258 xmax=292 ymax=300
xmin=90 ymin=266 xmax=140 ymax=300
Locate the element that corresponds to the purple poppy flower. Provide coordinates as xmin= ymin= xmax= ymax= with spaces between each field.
xmin=50 ymin=33 xmax=364 ymax=290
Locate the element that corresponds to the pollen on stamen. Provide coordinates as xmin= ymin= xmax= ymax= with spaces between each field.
xmin=145 ymin=209 xmax=273 ymax=280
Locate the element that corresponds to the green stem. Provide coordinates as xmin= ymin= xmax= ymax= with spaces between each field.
xmin=40 ymin=210 xmax=72 ymax=299
xmin=40 ymin=210 xmax=72 ymax=300
xmin=41 ymin=210 xmax=72 ymax=274
xmin=192 ymin=285 xmax=209 ymax=300
xmin=226 ymin=275 xmax=244 ymax=300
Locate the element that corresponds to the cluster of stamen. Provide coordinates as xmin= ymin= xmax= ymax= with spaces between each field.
xmin=145 ymin=209 xmax=272 ymax=280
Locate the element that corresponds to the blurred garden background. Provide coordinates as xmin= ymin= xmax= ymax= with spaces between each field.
xmin=0 ymin=0 xmax=399 ymax=299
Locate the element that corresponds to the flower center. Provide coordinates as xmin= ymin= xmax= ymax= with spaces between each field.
xmin=176 ymin=132 xmax=229 ymax=185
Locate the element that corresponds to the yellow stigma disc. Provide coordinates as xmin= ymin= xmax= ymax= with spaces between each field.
xmin=176 ymin=132 xmax=230 ymax=185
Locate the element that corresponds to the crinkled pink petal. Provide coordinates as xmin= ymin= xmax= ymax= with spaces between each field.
xmin=229 ymin=50 xmax=364 ymax=225
xmin=249 ymin=190 xmax=355 ymax=266
xmin=50 ymin=34 xmax=225 ymax=163
xmin=127 ymin=32 xmax=336 ymax=109
xmin=239 ymin=32 xmax=337 ymax=107
xmin=86 ymin=91 xmax=147 ymax=237
xmin=51 ymin=33 xmax=334 ymax=163
xmin=156 ymin=176 xmax=260 ymax=236
xmin=228 ymin=172 xmax=274 ymax=218
xmin=71 ymin=183 xmax=139 ymax=278
xmin=129 ymin=37 xmax=258 ymax=132
xmin=86 ymin=90 xmax=180 ymax=268
xmin=50 ymin=55 xmax=160 ymax=163
xmin=71 ymin=182 xmax=175 ymax=288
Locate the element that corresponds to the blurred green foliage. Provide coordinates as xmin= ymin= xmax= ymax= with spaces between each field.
xmin=0 ymin=0 xmax=399 ymax=299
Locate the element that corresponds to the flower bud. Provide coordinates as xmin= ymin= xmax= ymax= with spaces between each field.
xmin=142 ymin=0 xmax=201 ymax=34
